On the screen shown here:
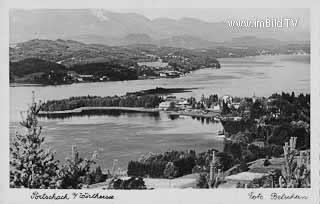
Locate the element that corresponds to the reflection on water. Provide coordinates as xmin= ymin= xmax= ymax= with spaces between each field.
xmin=38 ymin=109 xmax=160 ymax=119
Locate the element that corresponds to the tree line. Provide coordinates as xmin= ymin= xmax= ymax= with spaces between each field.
xmin=40 ymin=95 xmax=163 ymax=111
xmin=127 ymin=149 xmax=234 ymax=179
xmin=10 ymin=58 xmax=139 ymax=85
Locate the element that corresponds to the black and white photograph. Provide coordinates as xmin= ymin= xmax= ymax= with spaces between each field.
xmin=8 ymin=8 xmax=311 ymax=189
xmin=1 ymin=0 xmax=320 ymax=203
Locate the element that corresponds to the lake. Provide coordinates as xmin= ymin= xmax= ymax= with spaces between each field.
xmin=9 ymin=54 xmax=310 ymax=170
xmin=10 ymin=112 xmax=224 ymax=170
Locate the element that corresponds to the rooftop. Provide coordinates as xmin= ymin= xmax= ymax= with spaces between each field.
xmin=225 ymin=172 xmax=266 ymax=181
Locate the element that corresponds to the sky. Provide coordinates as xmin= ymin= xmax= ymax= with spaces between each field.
xmin=112 ymin=8 xmax=310 ymax=30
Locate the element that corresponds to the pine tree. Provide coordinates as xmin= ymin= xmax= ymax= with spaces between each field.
xmin=56 ymin=145 xmax=99 ymax=189
xmin=10 ymin=100 xmax=59 ymax=188
xmin=279 ymin=137 xmax=310 ymax=188
xmin=163 ymin=162 xmax=178 ymax=178
xmin=10 ymin=93 xmax=105 ymax=189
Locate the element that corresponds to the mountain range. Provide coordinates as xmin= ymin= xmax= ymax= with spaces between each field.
xmin=10 ymin=9 xmax=309 ymax=49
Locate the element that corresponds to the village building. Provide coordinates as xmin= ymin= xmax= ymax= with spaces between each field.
xmin=222 ymin=95 xmax=233 ymax=104
xmin=99 ymin=76 xmax=110 ymax=81
xmin=232 ymin=102 xmax=241 ymax=109
xmin=159 ymin=72 xmax=168 ymax=77
xmin=165 ymin=95 xmax=177 ymax=101
xmin=176 ymin=99 xmax=190 ymax=109
xmin=220 ymin=95 xmax=233 ymax=108
xmin=223 ymin=172 xmax=267 ymax=187
xmin=77 ymin=74 xmax=94 ymax=81
xmin=206 ymin=103 xmax=221 ymax=113
xmin=251 ymin=141 xmax=265 ymax=148
xmin=159 ymin=101 xmax=174 ymax=110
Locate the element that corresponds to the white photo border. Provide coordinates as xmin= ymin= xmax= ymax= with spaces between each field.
xmin=1 ymin=0 xmax=319 ymax=204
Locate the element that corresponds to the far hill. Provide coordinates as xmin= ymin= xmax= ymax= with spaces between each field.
xmin=10 ymin=9 xmax=309 ymax=48
xmin=10 ymin=57 xmax=139 ymax=85
xmin=230 ymin=36 xmax=282 ymax=47
xmin=10 ymin=58 xmax=66 ymax=77
xmin=9 ymin=39 xmax=223 ymax=85
xmin=10 ymin=39 xmax=225 ymax=67
xmin=10 ymin=58 xmax=67 ymax=84
xmin=9 ymin=39 xmax=143 ymax=67
xmin=120 ymin=34 xmax=154 ymax=45
xmin=158 ymin=35 xmax=215 ymax=49
xmin=10 ymin=38 xmax=309 ymax=67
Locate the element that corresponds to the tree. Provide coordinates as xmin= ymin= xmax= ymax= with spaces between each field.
xmin=167 ymin=101 xmax=176 ymax=111
xmin=56 ymin=146 xmax=103 ymax=189
xmin=250 ymin=100 xmax=265 ymax=119
xmin=221 ymin=101 xmax=231 ymax=115
xmin=280 ymin=137 xmax=310 ymax=188
xmin=196 ymin=173 xmax=209 ymax=188
xmin=163 ymin=162 xmax=178 ymax=178
xmin=108 ymin=177 xmax=146 ymax=189
xmin=10 ymin=94 xmax=106 ymax=189
xmin=10 ymin=101 xmax=60 ymax=188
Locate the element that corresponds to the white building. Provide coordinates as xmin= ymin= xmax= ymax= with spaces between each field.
xmin=159 ymin=101 xmax=173 ymax=110
xmin=212 ymin=104 xmax=221 ymax=111
xmin=224 ymin=172 xmax=267 ymax=185
xmin=177 ymin=100 xmax=189 ymax=105
xmin=159 ymin=72 xmax=168 ymax=77
xmin=232 ymin=102 xmax=241 ymax=109
xmin=206 ymin=104 xmax=221 ymax=113
xmin=222 ymin=95 xmax=233 ymax=104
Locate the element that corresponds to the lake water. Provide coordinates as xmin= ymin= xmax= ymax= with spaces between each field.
xmin=10 ymin=113 xmax=224 ymax=170
xmin=9 ymin=54 xmax=310 ymax=170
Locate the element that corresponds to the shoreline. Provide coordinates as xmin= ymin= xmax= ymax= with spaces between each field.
xmin=38 ymin=107 xmax=223 ymax=119
xmin=167 ymin=111 xmax=221 ymax=119
xmin=38 ymin=106 xmax=160 ymax=116
xmin=10 ymin=54 xmax=309 ymax=88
